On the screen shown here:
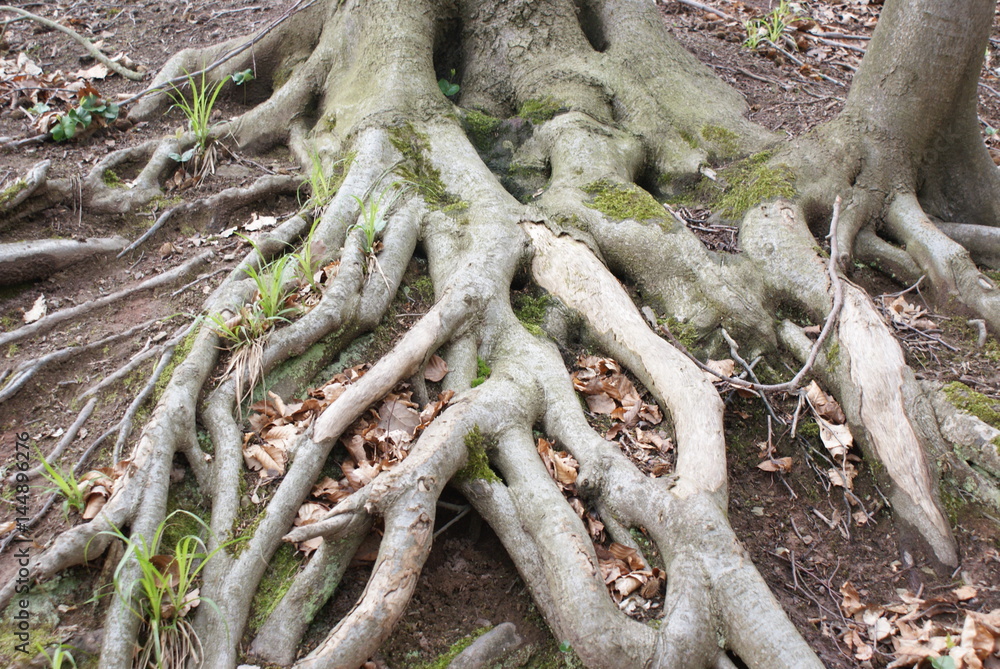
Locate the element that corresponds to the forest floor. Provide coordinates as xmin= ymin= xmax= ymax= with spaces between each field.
xmin=1 ymin=1 xmax=1000 ymax=668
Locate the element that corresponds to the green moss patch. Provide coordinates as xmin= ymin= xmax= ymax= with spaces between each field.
xmin=414 ymin=626 xmax=492 ymax=669
xmin=0 ymin=179 xmax=27 ymax=207
xmin=658 ymin=316 xmax=697 ymax=349
xmin=389 ymin=123 xmax=461 ymax=210
xmin=463 ymin=109 xmax=503 ymax=151
xmin=943 ymin=381 xmax=1000 ymax=429
xmin=704 ymin=151 xmax=795 ymax=219
xmin=701 ymin=124 xmax=740 ymax=160
xmin=517 ymin=96 xmax=562 ymax=123
xmin=102 ymin=169 xmax=124 ymax=188
xmin=513 ymin=292 xmax=552 ymax=336
xmin=582 ymin=180 xmax=666 ymax=222
xmin=248 ymin=543 xmax=302 ymax=634
xmin=455 ymin=426 xmax=500 ymax=482
xmin=471 ymin=356 xmax=491 ymax=388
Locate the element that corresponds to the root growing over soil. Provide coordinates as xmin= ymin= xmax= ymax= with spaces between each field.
xmin=4 ymin=0 xmax=1000 ymax=667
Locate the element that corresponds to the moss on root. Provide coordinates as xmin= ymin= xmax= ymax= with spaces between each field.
xmin=658 ymin=316 xmax=698 ymax=349
xmin=582 ymin=180 xmax=666 ymax=223
xmin=0 ymin=179 xmax=27 ymax=208
xmin=463 ymin=109 xmax=503 ymax=151
xmin=471 ymin=356 xmax=491 ymax=388
xmin=517 ymin=96 xmax=562 ymax=123
xmin=414 ymin=626 xmax=492 ymax=669
xmin=703 ymin=151 xmax=796 ymax=219
xmin=942 ymin=381 xmax=1000 ymax=429
xmin=700 ymin=124 xmax=740 ymax=161
xmin=247 ymin=543 xmax=302 ymax=635
xmin=513 ymin=292 xmax=552 ymax=337
xmin=455 ymin=426 xmax=500 ymax=482
xmin=389 ymin=123 xmax=461 ymax=210
xmin=102 ymin=169 xmax=124 ymax=188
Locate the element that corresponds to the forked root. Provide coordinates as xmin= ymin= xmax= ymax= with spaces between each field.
xmin=886 ymin=193 xmax=1000 ymax=332
xmin=295 ymin=398 xmax=475 ymax=669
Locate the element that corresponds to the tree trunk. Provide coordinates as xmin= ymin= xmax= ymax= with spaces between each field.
xmin=5 ymin=0 xmax=1000 ymax=667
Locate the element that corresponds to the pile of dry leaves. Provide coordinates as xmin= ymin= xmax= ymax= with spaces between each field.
xmin=242 ymin=358 xmax=454 ymax=554
xmin=570 ymin=355 xmax=672 ymax=477
xmin=839 ymin=580 xmax=1000 ymax=668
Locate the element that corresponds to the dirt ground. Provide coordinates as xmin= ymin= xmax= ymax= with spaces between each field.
xmin=1 ymin=1 xmax=999 ymax=668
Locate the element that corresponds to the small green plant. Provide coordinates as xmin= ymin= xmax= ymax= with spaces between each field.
xmin=300 ymin=152 xmax=341 ymax=212
xmin=35 ymin=642 xmax=78 ymax=668
xmin=744 ymin=0 xmax=796 ymax=50
xmin=98 ymin=511 xmax=233 ymax=669
xmin=39 ymin=94 xmax=120 ymax=142
xmin=293 ymin=218 xmax=324 ymax=287
xmin=242 ymin=252 xmax=296 ymax=322
xmin=37 ymin=452 xmax=86 ymax=520
xmin=36 ymin=644 xmax=77 ymax=668
xmin=438 ymin=68 xmax=460 ymax=97
xmin=350 ymin=182 xmax=407 ymax=260
xmin=168 ymin=70 xmax=228 ymax=152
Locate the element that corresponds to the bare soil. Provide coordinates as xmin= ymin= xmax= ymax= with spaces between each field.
xmin=1 ymin=1 xmax=999 ymax=668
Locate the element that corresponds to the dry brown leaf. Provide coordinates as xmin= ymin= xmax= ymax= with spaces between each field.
xmin=73 ymin=62 xmax=109 ymax=80
xmin=705 ymin=359 xmax=736 ymax=378
xmin=840 ymin=581 xmax=865 ymax=617
xmin=806 ymin=380 xmax=846 ymax=424
xmin=757 ymin=457 xmax=793 ymax=473
xmin=424 ymin=354 xmax=448 ymax=382
xmin=954 ymin=585 xmax=979 ymax=601
xmin=816 ymin=414 xmax=853 ymax=460
xmin=586 ymin=393 xmax=617 ymax=415
xmin=377 ymin=397 xmax=421 ymax=435
xmin=828 ymin=462 xmax=857 ymax=490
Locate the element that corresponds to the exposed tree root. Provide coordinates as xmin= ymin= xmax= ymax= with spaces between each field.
xmin=118 ymin=174 xmax=302 ymax=257
xmin=0 ymin=317 xmax=160 ymax=404
xmin=0 ymin=252 xmax=210 ymax=348
xmin=0 ymin=6 xmax=144 ymax=80
xmin=10 ymin=0 xmax=1000 ymax=667
xmin=0 ymin=235 xmax=127 ymax=285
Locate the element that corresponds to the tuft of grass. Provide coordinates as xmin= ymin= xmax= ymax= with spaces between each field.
xmin=97 ymin=511 xmax=235 ymax=669
xmin=350 ymin=183 xmax=406 ymax=257
xmin=37 ymin=452 xmax=86 ymax=520
xmin=168 ymin=70 xmax=227 ymax=153
xmin=35 ymin=642 xmax=78 ymax=668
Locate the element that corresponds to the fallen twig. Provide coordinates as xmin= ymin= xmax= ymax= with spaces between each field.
xmin=0 ymin=6 xmax=144 ymax=80
xmin=673 ymin=0 xmax=737 ymax=22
